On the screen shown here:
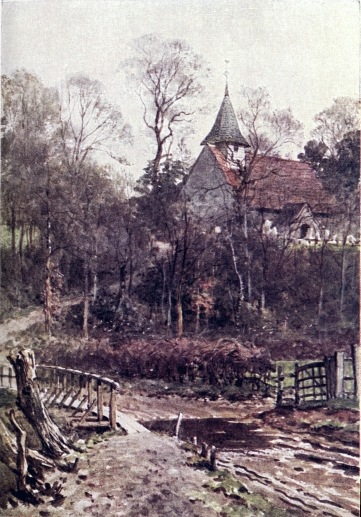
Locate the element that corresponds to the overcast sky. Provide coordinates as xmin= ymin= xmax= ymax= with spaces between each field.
xmin=2 ymin=0 xmax=360 ymax=177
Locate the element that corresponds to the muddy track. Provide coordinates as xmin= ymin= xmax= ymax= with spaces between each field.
xmin=119 ymin=394 xmax=359 ymax=517
xmin=218 ymin=433 xmax=359 ymax=516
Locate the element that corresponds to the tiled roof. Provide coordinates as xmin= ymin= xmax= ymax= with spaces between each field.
xmin=201 ymin=86 xmax=250 ymax=147
xmin=208 ymin=146 xmax=335 ymax=214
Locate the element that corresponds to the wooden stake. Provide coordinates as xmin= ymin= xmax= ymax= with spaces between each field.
xmin=210 ymin=445 xmax=217 ymax=471
xmin=201 ymin=442 xmax=209 ymax=459
xmin=174 ymin=412 xmax=183 ymax=439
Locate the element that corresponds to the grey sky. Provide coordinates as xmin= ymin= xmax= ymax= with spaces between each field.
xmin=2 ymin=0 xmax=360 ymax=177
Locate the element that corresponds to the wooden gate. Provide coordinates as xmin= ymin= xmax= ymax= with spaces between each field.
xmin=277 ymin=348 xmax=359 ymax=407
xmin=294 ymin=361 xmax=327 ymax=405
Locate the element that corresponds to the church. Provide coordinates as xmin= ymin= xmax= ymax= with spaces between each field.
xmin=184 ymin=85 xmax=335 ymax=242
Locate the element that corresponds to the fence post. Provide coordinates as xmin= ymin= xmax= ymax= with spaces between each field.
xmin=351 ymin=344 xmax=360 ymax=401
xmin=324 ymin=356 xmax=331 ymax=399
xmin=97 ymin=380 xmax=103 ymax=421
xmin=0 ymin=365 xmax=4 ymax=387
xmin=8 ymin=367 xmax=13 ymax=389
xmin=276 ymin=365 xmax=284 ymax=406
xmin=335 ymin=351 xmax=345 ymax=398
xmin=87 ymin=378 xmax=93 ymax=409
xmin=109 ymin=386 xmax=117 ymax=430
xmin=294 ymin=363 xmax=300 ymax=406
xmin=175 ymin=412 xmax=183 ymax=439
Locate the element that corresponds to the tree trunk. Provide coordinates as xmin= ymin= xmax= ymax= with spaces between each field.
xmin=115 ymin=264 xmax=126 ymax=310
xmin=161 ymin=262 xmax=167 ymax=324
xmin=227 ymin=233 xmax=244 ymax=324
xmin=18 ymin=222 xmax=25 ymax=261
xmin=44 ymin=192 xmax=52 ymax=336
xmin=152 ymin=141 xmax=163 ymax=185
xmin=167 ymin=288 xmax=172 ymax=329
xmin=82 ymin=264 xmax=90 ymax=340
xmin=11 ymin=205 xmax=16 ymax=259
xmin=195 ymin=301 xmax=200 ymax=334
xmin=339 ymin=246 xmax=347 ymax=324
xmin=176 ymin=292 xmax=183 ymax=337
xmin=8 ymin=350 xmax=71 ymax=459
xmin=243 ymin=209 xmax=252 ymax=302
xmin=44 ymin=255 xmax=52 ymax=337
xmin=92 ymin=236 xmax=98 ymax=305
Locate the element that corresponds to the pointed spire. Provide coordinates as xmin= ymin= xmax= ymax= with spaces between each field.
xmin=201 ymin=85 xmax=250 ymax=147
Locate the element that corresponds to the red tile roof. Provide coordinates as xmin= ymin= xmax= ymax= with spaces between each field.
xmin=208 ymin=146 xmax=335 ymax=214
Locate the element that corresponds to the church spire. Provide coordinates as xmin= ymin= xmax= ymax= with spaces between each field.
xmin=201 ymin=80 xmax=249 ymax=147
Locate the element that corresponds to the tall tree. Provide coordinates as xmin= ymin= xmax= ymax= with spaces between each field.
xmin=58 ymin=74 xmax=131 ymax=338
xmin=59 ymin=74 xmax=131 ymax=172
xmin=122 ymin=34 xmax=209 ymax=183
xmin=311 ymin=97 xmax=360 ymax=154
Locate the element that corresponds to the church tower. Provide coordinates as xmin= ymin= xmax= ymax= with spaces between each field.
xmin=201 ymin=84 xmax=250 ymax=167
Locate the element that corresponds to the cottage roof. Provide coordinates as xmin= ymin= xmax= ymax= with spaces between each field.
xmin=207 ymin=146 xmax=335 ymax=214
xmin=201 ymin=86 xmax=250 ymax=147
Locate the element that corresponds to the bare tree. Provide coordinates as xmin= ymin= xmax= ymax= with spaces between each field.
xmin=59 ymin=74 xmax=131 ymax=172
xmin=122 ymin=34 xmax=209 ymax=183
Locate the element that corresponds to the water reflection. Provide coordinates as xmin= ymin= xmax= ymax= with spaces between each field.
xmin=143 ymin=417 xmax=272 ymax=451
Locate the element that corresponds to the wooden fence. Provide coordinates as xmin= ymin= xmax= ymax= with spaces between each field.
xmin=0 ymin=365 xmax=16 ymax=390
xmin=36 ymin=365 xmax=120 ymax=430
xmin=0 ymin=363 xmax=120 ymax=431
xmin=277 ymin=350 xmax=359 ymax=407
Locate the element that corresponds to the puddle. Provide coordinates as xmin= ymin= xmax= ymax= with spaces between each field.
xmin=143 ymin=417 xmax=272 ymax=451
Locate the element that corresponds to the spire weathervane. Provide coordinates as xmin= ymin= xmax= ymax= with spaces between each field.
xmin=224 ymin=59 xmax=229 ymax=95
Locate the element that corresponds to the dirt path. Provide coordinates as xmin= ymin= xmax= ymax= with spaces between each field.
xmin=1 ymin=431 xmax=229 ymax=517
xmin=0 ymin=308 xmax=44 ymax=361
xmin=0 ymin=297 xmax=80 ymax=362
xmin=117 ymin=393 xmax=360 ymax=517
